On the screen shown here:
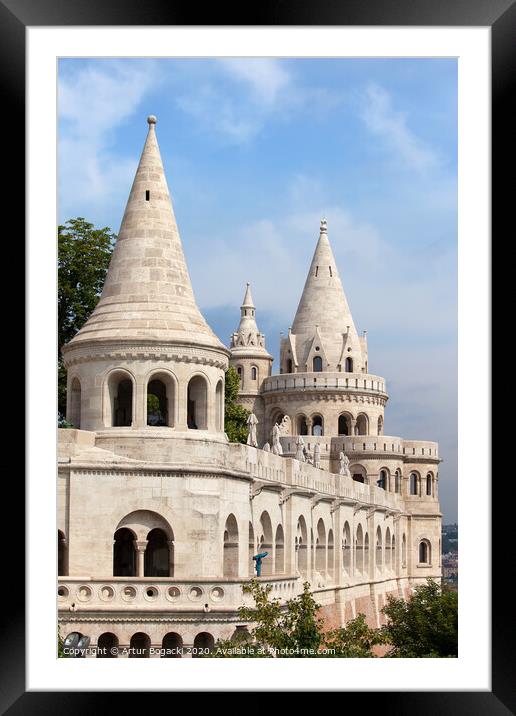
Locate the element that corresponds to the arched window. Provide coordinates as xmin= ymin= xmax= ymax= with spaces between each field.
xmin=376 ymin=527 xmax=383 ymax=571
xmin=215 ymin=380 xmax=224 ymax=432
xmin=187 ymin=375 xmax=208 ymax=430
xmin=107 ymin=371 xmax=134 ymax=427
xmin=313 ymin=356 xmax=323 ymax=372
xmin=223 ymin=514 xmax=239 ymax=578
xmin=248 ymin=522 xmax=255 ymax=577
xmin=146 ymin=372 xmax=175 ymax=427
xmin=114 ymin=510 xmax=174 ymax=577
xmin=258 ymin=512 xmax=273 ymax=576
xmin=345 ymin=357 xmax=353 ymax=372
xmin=97 ymin=632 xmax=118 ymax=658
xmin=58 ymin=530 xmax=67 ymax=576
xmin=410 ymin=473 xmax=419 ymax=495
xmin=312 ymin=415 xmax=323 ymax=436
xmin=129 ymin=632 xmax=150 ymax=658
xmin=377 ymin=470 xmax=387 ymax=490
xmin=364 ymin=533 xmax=370 ymax=574
xmin=144 ymin=528 xmax=170 ymax=577
xmin=419 ymin=540 xmax=431 ymax=564
xmin=355 ymin=525 xmax=364 ymax=573
xmin=351 ymin=464 xmax=367 ymax=484
xmin=426 ymin=474 xmax=433 ymax=496
xmin=343 ymin=523 xmax=351 ymax=574
xmin=237 ymin=366 xmax=243 ymax=380
xmin=297 ymin=415 xmax=308 ymax=435
xmin=338 ymin=414 xmax=350 ymax=436
xmin=296 ymin=517 xmax=308 ymax=578
xmin=275 ymin=525 xmax=285 ymax=575
xmin=377 ymin=415 xmax=383 ymax=435
xmin=327 ymin=529 xmax=335 ymax=580
xmin=355 ymin=414 xmax=368 ymax=435
xmin=162 ymin=633 xmax=183 ymax=658
xmin=315 ymin=519 xmax=326 ymax=574
xmin=395 ymin=470 xmax=401 ymax=493
xmin=113 ymin=528 xmax=136 ymax=576
xmin=251 ymin=366 xmax=258 ymax=380
xmin=70 ymin=377 xmax=81 ymax=428
xmin=193 ymin=632 xmax=214 ymax=657
xmin=385 ymin=527 xmax=392 ymax=569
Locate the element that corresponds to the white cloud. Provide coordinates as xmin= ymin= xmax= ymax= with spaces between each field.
xmin=217 ymin=58 xmax=291 ymax=105
xmin=176 ymin=59 xmax=344 ymax=144
xmin=360 ymin=83 xmax=439 ymax=173
xmin=58 ymin=61 xmax=161 ymax=223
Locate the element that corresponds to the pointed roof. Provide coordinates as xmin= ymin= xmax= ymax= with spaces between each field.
xmin=290 ymin=219 xmax=364 ymax=371
xmin=241 ymin=282 xmax=255 ymax=309
xmin=64 ymin=116 xmax=227 ymax=354
xmin=230 ymin=283 xmax=272 ymax=358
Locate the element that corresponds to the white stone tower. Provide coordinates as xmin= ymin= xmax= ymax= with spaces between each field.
xmin=62 ymin=116 xmax=229 ymax=435
xmin=262 ymin=219 xmax=387 ymax=467
xmin=229 ymin=283 xmax=273 ymax=444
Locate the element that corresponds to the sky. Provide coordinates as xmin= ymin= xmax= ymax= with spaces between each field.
xmin=58 ymin=58 xmax=457 ymax=522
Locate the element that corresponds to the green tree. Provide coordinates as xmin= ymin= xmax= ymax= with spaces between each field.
xmin=208 ymin=580 xmax=324 ymax=657
xmin=380 ymin=579 xmax=458 ymax=657
xmin=324 ymin=613 xmax=386 ymax=657
xmin=224 ymin=366 xmax=250 ymax=443
xmin=206 ymin=580 xmax=384 ymax=658
xmin=58 ymin=218 xmax=115 ymax=416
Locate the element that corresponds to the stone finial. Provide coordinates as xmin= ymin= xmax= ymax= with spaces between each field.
xmin=320 ymin=218 xmax=328 ymax=234
xmin=147 ymin=115 xmax=157 ymax=125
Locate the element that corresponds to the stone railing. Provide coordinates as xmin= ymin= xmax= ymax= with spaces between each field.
xmin=279 ymin=435 xmax=438 ymax=460
xmin=262 ymin=372 xmax=387 ymax=396
xmin=58 ymin=575 xmax=301 ymax=612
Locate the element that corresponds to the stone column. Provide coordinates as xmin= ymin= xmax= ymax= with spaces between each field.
xmin=333 ymin=505 xmax=343 ymax=586
xmin=134 ymin=540 xmax=147 ymax=576
xmin=351 ymin=418 xmax=357 ymax=435
xmin=130 ymin=378 xmax=143 ymax=428
xmin=167 ymin=540 xmax=175 ymax=577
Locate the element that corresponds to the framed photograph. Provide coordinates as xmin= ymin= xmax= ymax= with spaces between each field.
xmin=11 ymin=0 xmax=507 ymax=707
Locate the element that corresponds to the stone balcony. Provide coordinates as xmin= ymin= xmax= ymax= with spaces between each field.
xmin=262 ymin=371 xmax=388 ymax=397
xmin=279 ymin=435 xmax=439 ymax=461
xmin=57 ymin=575 xmax=301 ymax=614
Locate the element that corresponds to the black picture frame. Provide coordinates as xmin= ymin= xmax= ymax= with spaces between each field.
xmin=9 ymin=0 xmax=509 ymax=709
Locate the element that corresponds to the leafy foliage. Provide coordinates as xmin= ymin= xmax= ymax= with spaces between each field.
xmin=324 ymin=613 xmax=386 ymax=657
xmin=58 ymin=218 xmax=115 ymax=414
xmin=205 ymin=578 xmax=456 ymax=658
xmin=207 ymin=580 xmax=324 ymax=657
xmin=224 ymin=366 xmax=250 ymax=443
xmin=380 ymin=579 xmax=458 ymax=657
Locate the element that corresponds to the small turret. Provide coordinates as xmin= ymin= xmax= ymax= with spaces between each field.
xmin=229 ymin=283 xmax=273 ymax=392
xmin=229 ymin=283 xmax=273 ymax=445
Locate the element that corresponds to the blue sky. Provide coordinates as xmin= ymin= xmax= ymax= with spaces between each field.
xmin=58 ymin=58 xmax=457 ymax=521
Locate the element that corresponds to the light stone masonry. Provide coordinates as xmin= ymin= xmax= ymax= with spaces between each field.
xmin=59 ymin=117 xmax=442 ymax=657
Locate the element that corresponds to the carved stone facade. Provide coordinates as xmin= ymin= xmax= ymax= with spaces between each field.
xmin=58 ymin=117 xmax=442 ymax=657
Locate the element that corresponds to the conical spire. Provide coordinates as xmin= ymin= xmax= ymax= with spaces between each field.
xmin=289 ymin=219 xmax=365 ymax=372
xmin=65 ymin=116 xmax=227 ymax=353
xmin=230 ymin=283 xmax=271 ymax=356
xmin=241 ymin=282 xmax=255 ymax=309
